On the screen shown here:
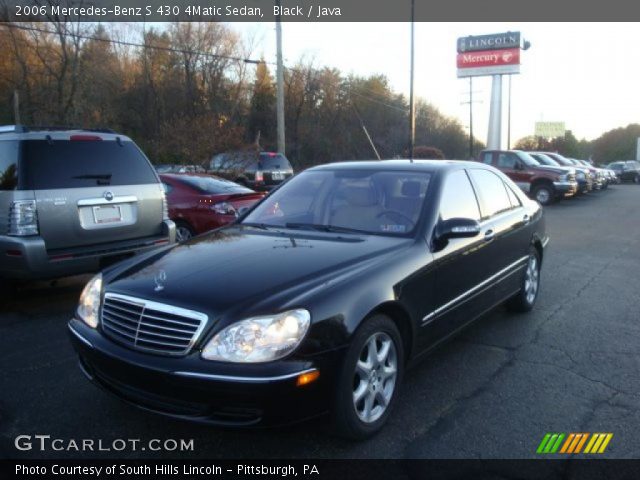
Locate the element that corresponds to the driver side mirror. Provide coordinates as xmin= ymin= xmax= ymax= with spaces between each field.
xmin=514 ymin=162 xmax=524 ymax=171
xmin=434 ymin=218 xmax=481 ymax=243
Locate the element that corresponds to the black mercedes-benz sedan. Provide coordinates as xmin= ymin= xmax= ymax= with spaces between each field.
xmin=68 ymin=160 xmax=548 ymax=439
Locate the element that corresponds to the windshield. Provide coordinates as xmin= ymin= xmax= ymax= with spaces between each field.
xmin=242 ymin=169 xmax=431 ymax=236
xmin=515 ymin=151 xmax=540 ymax=166
xmin=176 ymin=175 xmax=253 ymax=194
xmin=546 ymin=153 xmax=572 ymax=166
xmin=531 ymin=153 xmax=559 ymax=166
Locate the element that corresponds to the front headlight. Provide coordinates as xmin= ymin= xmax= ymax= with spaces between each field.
xmin=577 ymin=171 xmax=585 ymax=180
xmin=76 ymin=274 xmax=103 ymax=328
xmin=201 ymin=309 xmax=311 ymax=363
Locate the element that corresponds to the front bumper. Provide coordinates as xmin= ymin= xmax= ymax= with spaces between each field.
xmin=553 ymin=181 xmax=578 ymax=197
xmin=68 ymin=319 xmax=343 ymax=427
xmin=0 ymin=220 xmax=175 ymax=280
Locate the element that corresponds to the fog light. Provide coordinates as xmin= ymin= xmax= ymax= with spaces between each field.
xmin=296 ymin=370 xmax=319 ymax=387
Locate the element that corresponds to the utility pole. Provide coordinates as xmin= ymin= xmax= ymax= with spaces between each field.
xmin=408 ymin=0 xmax=415 ymax=162
xmin=13 ymin=90 xmax=20 ymax=124
xmin=275 ymin=0 xmax=285 ymax=155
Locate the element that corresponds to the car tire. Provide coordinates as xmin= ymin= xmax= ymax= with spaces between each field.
xmin=332 ymin=314 xmax=404 ymax=440
xmin=532 ymin=184 xmax=555 ymax=206
xmin=175 ymin=221 xmax=195 ymax=242
xmin=506 ymin=247 xmax=541 ymax=313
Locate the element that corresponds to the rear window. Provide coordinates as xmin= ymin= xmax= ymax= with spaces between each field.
xmin=176 ymin=175 xmax=253 ymax=194
xmin=0 ymin=140 xmax=19 ymax=190
xmin=258 ymin=153 xmax=291 ymax=170
xmin=20 ymin=140 xmax=157 ymax=190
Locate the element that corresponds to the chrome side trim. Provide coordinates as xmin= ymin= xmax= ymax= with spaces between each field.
xmin=422 ymin=255 xmax=529 ymax=325
xmin=173 ymin=368 xmax=318 ymax=384
xmin=68 ymin=323 xmax=94 ymax=348
xmin=77 ymin=195 xmax=138 ymax=206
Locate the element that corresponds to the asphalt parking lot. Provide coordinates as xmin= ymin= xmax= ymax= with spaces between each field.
xmin=1 ymin=185 xmax=639 ymax=460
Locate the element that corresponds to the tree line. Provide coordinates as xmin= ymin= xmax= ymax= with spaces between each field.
xmin=0 ymin=21 xmax=481 ymax=170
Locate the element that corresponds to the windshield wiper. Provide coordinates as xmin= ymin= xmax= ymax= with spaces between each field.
xmin=284 ymin=223 xmax=368 ymax=235
xmin=72 ymin=173 xmax=112 ymax=185
xmin=72 ymin=174 xmax=112 ymax=180
xmin=241 ymin=222 xmax=279 ymax=230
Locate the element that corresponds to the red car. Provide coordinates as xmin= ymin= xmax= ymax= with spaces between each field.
xmin=160 ymin=173 xmax=266 ymax=241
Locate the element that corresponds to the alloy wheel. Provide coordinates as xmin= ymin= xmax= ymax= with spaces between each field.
xmin=176 ymin=226 xmax=193 ymax=242
xmin=352 ymin=332 xmax=398 ymax=424
xmin=524 ymin=255 xmax=539 ymax=304
xmin=535 ymin=188 xmax=551 ymax=205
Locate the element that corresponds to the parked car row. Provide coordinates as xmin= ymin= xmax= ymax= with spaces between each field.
xmin=478 ymin=149 xmax=618 ymax=206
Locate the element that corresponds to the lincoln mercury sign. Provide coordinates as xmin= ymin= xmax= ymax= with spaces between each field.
xmin=457 ymin=32 xmax=521 ymax=53
xmin=456 ymin=32 xmax=521 ymax=78
xmin=535 ymin=122 xmax=566 ymax=138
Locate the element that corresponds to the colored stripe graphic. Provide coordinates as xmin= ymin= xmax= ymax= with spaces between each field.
xmin=585 ymin=433 xmax=614 ymax=454
xmin=539 ymin=433 xmax=613 ymax=454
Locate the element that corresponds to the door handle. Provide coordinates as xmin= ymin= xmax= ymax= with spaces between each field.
xmin=523 ymin=214 xmax=530 ymax=224
xmin=484 ymin=229 xmax=495 ymax=241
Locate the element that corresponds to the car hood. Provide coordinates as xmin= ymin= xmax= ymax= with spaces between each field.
xmin=105 ymin=225 xmax=409 ymax=319
xmin=534 ymin=165 xmax=570 ymax=175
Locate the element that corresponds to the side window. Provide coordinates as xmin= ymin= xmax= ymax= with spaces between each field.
xmin=0 ymin=141 xmax=19 ymax=190
xmin=439 ymin=170 xmax=481 ymax=221
xmin=497 ymin=153 xmax=517 ymax=169
xmin=504 ymin=182 xmax=521 ymax=208
xmin=468 ymin=169 xmax=512 ymax=218
xmin=481 ymin=152 xmax=493 ymax=165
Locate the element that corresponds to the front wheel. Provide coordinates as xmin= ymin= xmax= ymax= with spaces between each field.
xmin=506 ymin=248 xmax=541 ymax=313
xmin=332 ymin=314 xmax=404 ymax=440
xmin=175 ymin=221 xmax=195 ymax=242
xmin=532 ymin=184 xmax=555 ymax=206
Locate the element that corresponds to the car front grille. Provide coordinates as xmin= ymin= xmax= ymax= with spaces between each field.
xmin=101 ymin=293 xmax=208 ymax=356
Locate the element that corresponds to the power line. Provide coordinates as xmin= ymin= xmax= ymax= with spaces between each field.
xmin=0 ymin=22 xmax=264 ymax=64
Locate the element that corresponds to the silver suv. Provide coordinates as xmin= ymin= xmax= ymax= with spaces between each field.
xmin=0 ymin=126 xmax=175 ymax=280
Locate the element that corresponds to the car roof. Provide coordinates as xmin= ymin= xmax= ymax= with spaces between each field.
xmin=160 ymin=173 xmax=227 ymax=181
xmin=308 ymin=159 xmax=482 ymax=172
xmin=0 ymin=127 xmax=132 ymax=142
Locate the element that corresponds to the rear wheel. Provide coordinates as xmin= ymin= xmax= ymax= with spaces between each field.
xmin=175 ymin=221 xmax=195 ymax=242
xmin=506 ymin=247 xmax=541 ymax=313
xmin=332 ymin=314 xmax=404 ymax=440
xmin=532 ymin=184 xmax=555 ymax=206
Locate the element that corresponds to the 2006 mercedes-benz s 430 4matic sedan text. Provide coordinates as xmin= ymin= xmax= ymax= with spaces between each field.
xmin=68 ymin=160 xmax=548 ymax=439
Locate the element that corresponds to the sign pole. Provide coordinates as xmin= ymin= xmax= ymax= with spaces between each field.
xmin=468 ymin=78 xmax=473 ymax=159
xmin=487 ymin=74 xmax=502 ymax=149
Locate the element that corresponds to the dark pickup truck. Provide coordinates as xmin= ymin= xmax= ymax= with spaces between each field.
xmin=478 ymin=150 xmax=578 ymax=205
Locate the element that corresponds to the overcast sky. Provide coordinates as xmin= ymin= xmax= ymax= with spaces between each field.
xmin=232 ymin=22 xmax=640 ymax=147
